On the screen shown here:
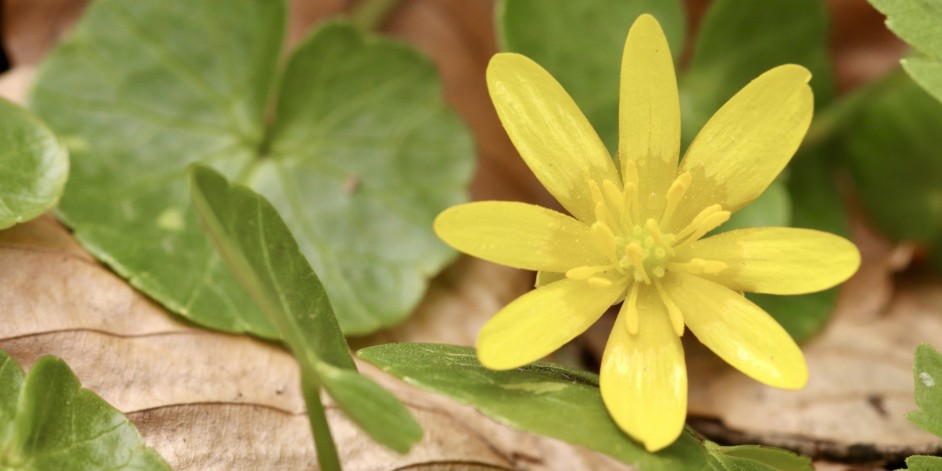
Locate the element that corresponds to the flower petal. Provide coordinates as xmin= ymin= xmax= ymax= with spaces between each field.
xmin=487 ymin=53 xmax=619 ymax=223
xmin=618 ymin=14 xmax=681 ymax=217
xmin=434 ymin=201 xmax=604 ymax=273
xmin=477 ymin=278 xmax=626 ymax=370
xmin=666 ymin=272 xmax=807 ymax=389
xmin=667 ymin=65 xmax=813 ymax=232
xmin=677 ymin=227 xmax=860 ymax=295
xmin=600 ymin=285 xmax=686 ymax=452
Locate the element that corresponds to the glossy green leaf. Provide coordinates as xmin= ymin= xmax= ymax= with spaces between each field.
xmin=870 ymin=0 xmax=942 ymax=103
xmin=189 ymin=165 xmax=422 ymax=454
xmin=907 ymin=344 xmax=942 ymax=438
xmin=705 ymin=442 xmax=812 ymax=471
xmin=0 ymin=351 xmax=169 ymax=470
xmin=681 ymin=0 xmax=834 ymax=147
xmin=358 ymin=343 xmax=712 ymax=471
xmin=842 ymin=72 xmax=942 ymax=247
xmin=496 ymin=0 xmax=685 ymax=151
xmin=0 ymin=97 xmax=68 ymax=230
xmin=898 ymin=455 xmax=942 ymax=471
xmin=30 ymin=0 xmax=474 ymax=337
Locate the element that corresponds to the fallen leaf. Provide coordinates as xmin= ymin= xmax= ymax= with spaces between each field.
xmin=0 ymin=215 xmax=639 ymax=470
xmin=683 ymin=214 xmax=941 ymax=466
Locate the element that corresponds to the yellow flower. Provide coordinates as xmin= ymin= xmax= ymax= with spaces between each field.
xmin=434 ymin=14 xmax=860 ymax=452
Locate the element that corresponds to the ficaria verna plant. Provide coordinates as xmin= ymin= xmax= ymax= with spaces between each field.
xmin=434 ymin=14 xmax=861 ymax=451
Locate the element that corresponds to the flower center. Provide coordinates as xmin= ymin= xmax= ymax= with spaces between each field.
xmin=563 ymin=161 xmax=733 ymax=336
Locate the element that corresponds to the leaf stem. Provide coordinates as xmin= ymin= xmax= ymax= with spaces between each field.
xmin=349 ymin=0 xmax=402 ymax=31
xmin=302 ymin=378 xmax=343 ymax=471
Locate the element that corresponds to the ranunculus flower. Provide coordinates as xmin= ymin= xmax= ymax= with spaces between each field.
xmin=434 ymin=14 xmax=860 ymax=451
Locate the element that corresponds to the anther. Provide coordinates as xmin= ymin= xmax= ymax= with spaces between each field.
xmin=602 ymin=180 xmax=625 ymax=214
xmin=654 ymin=280 xmax=685 ymax=337
xmin=675 ymin=204 xmax=729 ymax=244
xmin=588 ymin=277 xmax=613 ymax=288
xmin=591 ymin=222 xmax=619 ymax=263
xmin=626 ymin=242 xmax=651 ymax=284
xmin=623 ymin=286 xmax=640 ymax=335
xmin=660 ymin=172 xmax=692 ymax=226
xmin=565 ymin=265 xmax=608 ymax=280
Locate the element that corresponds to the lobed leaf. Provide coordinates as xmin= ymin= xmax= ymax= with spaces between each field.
xmin=870 ymin=0 xmax=942 ymax=103
xmin=0 ymin=97 xmax=68 ymax=230
xmin=0 ymin=350 xmax=169 ymax=470
xmin=30 ymin=0 xmax=474 ymax=337
xmin=842 ymin=72 xmax=942 ymax=250
xmin=907 ymin=344 xmax=942 ymax=438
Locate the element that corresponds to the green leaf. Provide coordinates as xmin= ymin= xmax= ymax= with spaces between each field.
xmin=317 ymin=363 xmax=421 ymax=454
xmin=0 ymin=97 xmax=68 ymax=230
xmin=496 ymin=0 xmax=685 ymax=151
xmin=842 ymin=72 xmax=942 ymax=247
xmin=358 ymin=343 xmax=712 ymax=471
xmin=189 ymin=165 xmax=422 ymax=454
xmin=30 ymin=0 xmax=474 ymax=337
xmin=870 ymin=0 xmax=942 ymax=102
xmin=705 ymin=442 xmax=812 ymax=471
xmin=904 ymin=57 xmax=942 ymax=104
xmin=898 ymin=455 xmax=942 ymax=471
xmin=0 ymin=351 xmax=169 ymax=470
xmin=682 ymin=0 xmax=834 ymax=147
xmin=907 ymin=344 xmax=942 ymax=438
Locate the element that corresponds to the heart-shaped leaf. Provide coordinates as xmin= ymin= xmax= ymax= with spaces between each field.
xmin=0 ymin=97 xmax=68 ymax=230
xmin=0 ymin=350 xmax=169 ymax=470
xmin=907 ymin=343 xmax=942 ymax=438
xmin=869 ymin=0 xmax=942 ymax=103
xmin=30 ymin=0 xmax=474 ymax=337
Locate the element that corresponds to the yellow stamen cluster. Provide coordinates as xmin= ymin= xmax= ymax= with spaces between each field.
xmin=564 ymin=162 xmax=733 ymax=336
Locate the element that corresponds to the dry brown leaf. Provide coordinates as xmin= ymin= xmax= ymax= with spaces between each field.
xmin=682 ymin=216 xmax=941 ymax=466
xmin=0 ymin=215 xmax=633 ymax=470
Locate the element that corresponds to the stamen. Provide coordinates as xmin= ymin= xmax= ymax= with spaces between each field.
xmin=623 ymin=285 xmax=640 ymax=335
xmin=654 ymin=280 xmax=685 ymax=337
xmin=589 ymin=180 xmax=619 ymax=229
xmin=622 ymin=161 xmax=641 ymax=222
xmin=626 ymin=242 xmax=651 ymax=284
xmin=674 ymin=204 xmax=730 ymax=244
xmin=685 ymin=211 xmax=731 ymax=243
xmin=591 ymin=222 xmax=619 ymax=264
xmin=644 ymin=218 xmax=670 ymax=252
xmin=660 ymin=172 xmax=692 ymax=226
xmin=565 ymin=265 xmax=609 ymax=280
xmin=602 ymin=180 xmax=625 ymax=213
xmin=622 ymin=182 xmax=640 ymax=224
xmin=588 ymin=277 xmax=613 ymax=287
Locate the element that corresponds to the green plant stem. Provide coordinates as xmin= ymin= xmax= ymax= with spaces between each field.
xmin=349 ymin=0 xmax=402 ymax=31
xmin=302 ymin=378 xmax=342 ymax=471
